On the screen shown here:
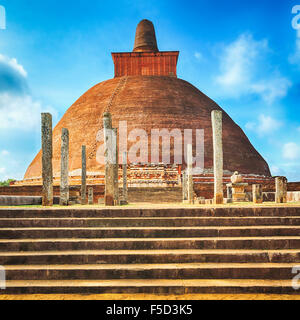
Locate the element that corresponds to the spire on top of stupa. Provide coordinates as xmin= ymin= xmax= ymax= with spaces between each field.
xmin=133 ymin=19 xmax=159 ymax=52
xmin=112 ymin=19 xmax=178 ymax=77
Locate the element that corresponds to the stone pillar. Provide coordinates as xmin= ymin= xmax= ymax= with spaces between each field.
xmin=60 ymin=128 xmax=69 ymax=206
xmin=182 ymin=170 xmax=188 ymax=203
xmin=41 ymin=113 xmax=53 ymax=206
xmin=252 ymin=184 xmax=263 ymax=204
xmin=211 ymin=110 xmax=224 ymax=204
xmin=88 ymin=187 xmax=93 ymax=205
xmin=81 ymin=145 xmax=87 ymax=205
xmin=103 ymin=112 xmax=114 ymax=206
xmin=113 ymin=128 xmax=119 ymax=205
xmin=227 ymin=185 xmax=232 ymax=200
xmin=121 ymin=152 xmax=128 ymax=205
xmin=187 ymin=144 xmax=194 ymax=204
xmin=275 ymin=177 xmax=287 ymax=203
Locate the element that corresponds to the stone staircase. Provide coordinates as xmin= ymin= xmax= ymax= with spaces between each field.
xmin=128 ymin=187 xmax=183 ymax=203
xmin=0 ymin=207 xmax=300 ymax=294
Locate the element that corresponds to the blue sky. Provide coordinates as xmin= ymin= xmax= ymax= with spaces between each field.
xmin=0 ymin=0 xmax=299 ymax=181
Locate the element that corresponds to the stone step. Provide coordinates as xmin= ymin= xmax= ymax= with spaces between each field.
xmin=1 ymin=216 xmax=300 ymax=228
xmin=0 ymin=279 xmax=297 ymax=294
xmin=1 ymin=207 xmax=300 ymax=218
xmin=128 ymin=187 xmax=183 ymax=203
xmin=0 ymin=237 xmax=299 ymax=252
xmin=0 ymin=249 xmax=299 ymax=265
xmin=3 ymin=263 xmax=298 ymax=280
xmin=0 ymin=196 xmax=60 ymax=206
xmin=0 ymin=226 xmax=299 ymax=239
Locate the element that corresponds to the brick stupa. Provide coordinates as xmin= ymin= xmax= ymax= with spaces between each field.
xmin=22 ymin=19 xmax=271 ymax=187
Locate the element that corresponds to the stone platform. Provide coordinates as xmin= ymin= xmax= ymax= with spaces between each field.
xmin=0 ymin=206 xmax=300 ymax=294
xmin=5 ymin=176 xmax=300 ymax=205
xmin=0 ymin=196 xmax=60 ymax=206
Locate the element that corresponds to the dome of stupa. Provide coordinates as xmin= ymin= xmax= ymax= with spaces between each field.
xmin=24 ymin=20 xmax=271 ymax=182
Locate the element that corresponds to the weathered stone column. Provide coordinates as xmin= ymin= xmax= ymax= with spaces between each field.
xmin=227 ymin=185 xmax=232 ymax=200
xmin=113 ymin=128 xmax=119 ymax=205
xmin=121 ymin=152 xmax=128 ymax=205
xmin=81 ymin=145 xmax=87 ymax=205
xmin=182 ymin=170 xmax=188 ymax=203
xmin=41 ymin=113 xmax=53 ymax=206
xmin=103 ymin=112 xmax=114 ymax=206
xmin=211 ymin=110 xmax=224 ymax=204
xmin=60 ymin=128 xmax=69 ymax=206
xmin=275 ymin=177 xmax=287 ymax=203
xmin=252 ymin=184 xmax=263 ymax=204
xmin=187 ymin=144 xmax=194 ymax=204
xmin=88 ymin=187 xmax=93 ymax=205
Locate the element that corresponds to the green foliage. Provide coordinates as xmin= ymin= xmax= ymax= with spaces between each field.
xmin=0 ymin=179 xmax=15 ymax=187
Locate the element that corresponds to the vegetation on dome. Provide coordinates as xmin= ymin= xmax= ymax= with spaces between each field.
xmin=0 ymin=179 xmax=15 ymax=187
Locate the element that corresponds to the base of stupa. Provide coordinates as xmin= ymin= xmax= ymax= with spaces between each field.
xmin=4 ymin=172 xmax=275 ymax=205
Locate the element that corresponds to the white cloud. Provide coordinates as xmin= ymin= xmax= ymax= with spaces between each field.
xmin=216 ymin=34 xmax=265 ymax=87
xmin=257 ymin=114 xmax=282 ymax=134
xmin=0 ymin=53 xmax=56 ymax=130
xmin=283 ymin=142 xmax=300 ymax=160
xmin=245 ymin=122 xmax=255 ymax=130
xmin=250 ymin=76 xmax=291 ymax=105
xmin=0 ymin=93 xmax=55 ymax=130
xmin=270 ymin=165 xmax=281 ymax=176
xmin=194 ymin=52 xmax=203 ymax=61
xmin=246 ymin=114 xmax=282 ymax=134
xmin=280 ymin=163 xmax=300 ymax=182
xmin=0 ymin=54 xmax=27 ymax=78
xmin=1 ymin=150 xmax=9 ymax=156
xmin=0 ymin=167 xmax=5 ymax=174
xmin=215 ymin=33 xmax=291 ymax=103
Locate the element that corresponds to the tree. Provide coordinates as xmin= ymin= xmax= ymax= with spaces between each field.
xmin=0 ymin=179 xmax=15 ymax=187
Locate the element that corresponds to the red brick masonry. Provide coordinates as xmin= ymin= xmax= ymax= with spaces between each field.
xmin=112 ymin=52 xmax=179 ymax=77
